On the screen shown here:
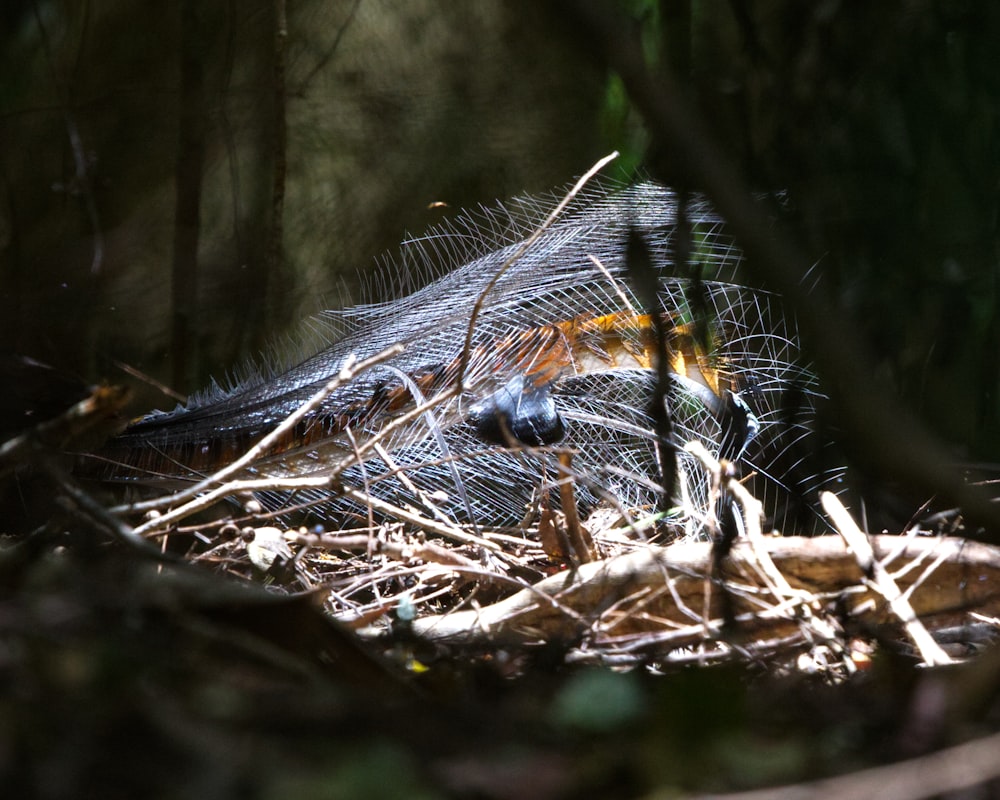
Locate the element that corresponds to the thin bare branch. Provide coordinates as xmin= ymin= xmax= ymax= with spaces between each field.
xmin=823 ymin=491 xmax=953 ymax=667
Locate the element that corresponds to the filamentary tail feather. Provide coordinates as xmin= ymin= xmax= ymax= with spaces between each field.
xmin=86 ymin=181 xmax=840 ymax=535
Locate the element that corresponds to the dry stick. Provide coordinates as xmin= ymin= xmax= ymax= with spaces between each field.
xmin=870 ymin=527 xmax=936 ymax=588
xmin=125 ymin=369 xmax=483 ymax=548
xmin=116 ymin=344 xmax=404 ymax=516
xmin=822 ymin=491 xmax=953 ymax=667
xmin=582 ymin=253 xmax=664 ymax=544
xmin=608 ymin=598 xmax=818 ymax=656
xmin=695 ymin=447 xmax=722 ymax=629
xmin=44 ymin=458 xmax=172 ymax=560
xmin=685 ymin=441 xmax=848 ymax=660
xmin=328 ymin=384 xmax=459 ymax=479
xmin=131 ymin=474 xmax=330 ymax=537
xmin=587 ymin=253 xmax=639 ymax=316
xmin=556 ymin=452 xmax=595 ymax=564
xmin=332 ymin=557 xmax=565 ymax=631
xmin=343 ymin=427 xmax=376 ymax=533
xmin=371 ymin=363 xmax=477 ymax=527
xmin=659 ymin=556 xmax=705 ymax=626
xmin=284 ymin=529 xmax=480 ymax=570
xmin=685 ymin=442 xmax=776 ymax=591
xmin=597 ymin=583 xmax=674 ymax=636
xmin=115 ymin=360 xmax=187 ymax=404
xmin=130 ymin=466 xmax=504 ymax=553
xmin=896 ymin=547 xmax=955 ymax=613
xmin=337 ymin=430 xmax=507 ymax=554
xmin=409 ymin=544 xmax=692 ymax=643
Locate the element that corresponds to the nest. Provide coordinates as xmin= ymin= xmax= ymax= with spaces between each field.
xmin=160 ymin=466 xmax=1000 ymax=676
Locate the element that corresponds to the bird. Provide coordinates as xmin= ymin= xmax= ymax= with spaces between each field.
xmin=85 ymin=181 xmax=839 ymax=537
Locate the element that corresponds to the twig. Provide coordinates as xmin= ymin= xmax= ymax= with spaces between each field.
xmin=130 ymin=474 xmax=330 ymax=537
xmin=822 ymin=491 xmax=953 ymax=667
xmin=284 ymin=529 xmax=480 ymax=569
xmin=371 ymin=441 xmax=465 ymax=530
xmin=114 ymin=360 xmax=187 ymax=404
xmin=587 ymin=253 xmax=639 ymax=316
xmin=685 ymin=441 xmax=847 ymax=663
xmin=556 ymin=451 xmax=595 ymax=564
xmin=326 ymin=384 xmax=461 ymax=481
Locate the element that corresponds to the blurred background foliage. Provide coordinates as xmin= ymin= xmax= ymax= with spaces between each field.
xmin=685 ymin=1 xmax=1000 ymax=467
xmin=1 ymin=0 xmax=998 ymax=483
